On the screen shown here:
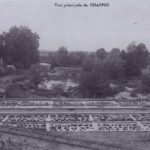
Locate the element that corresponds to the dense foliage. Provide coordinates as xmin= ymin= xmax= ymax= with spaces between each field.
xmin=1 ymin=26 xmax=150 ymax=97
xmin=43 ymin=42 xmax=150 ymax=97
xmin=0 ymin=26 xmax=40 ymax=69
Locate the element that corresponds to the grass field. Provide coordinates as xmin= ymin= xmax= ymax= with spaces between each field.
xmin=54 ymin=131 xmax=150 ymax=150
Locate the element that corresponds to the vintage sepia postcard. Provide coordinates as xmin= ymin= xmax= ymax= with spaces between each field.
xmin=0 ymin=0 xmax=149 ymax=150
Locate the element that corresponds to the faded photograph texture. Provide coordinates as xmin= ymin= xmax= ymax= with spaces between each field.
xmin=0 ymin=0 xmax=150 ymax=150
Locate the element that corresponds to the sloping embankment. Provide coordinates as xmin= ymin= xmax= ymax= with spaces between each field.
xmin=0 ymin=127 xmax=126 ymax=150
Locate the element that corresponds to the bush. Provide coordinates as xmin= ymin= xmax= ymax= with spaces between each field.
xmin=79 ymin=71 xmax=114 ymax=98
xmin=141 ymin=69 xmax=150 ymax=93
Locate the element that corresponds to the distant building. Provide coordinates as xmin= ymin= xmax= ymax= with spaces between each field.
xmin=38 ymin=79 xmax=78 ymax=92
xmin=6 ymin=65 xmax=16 ymax=73
xmin=39 ymin=63 xmax=51 ymax=71
xmin=54 ymin=67 xmax=82 ymax=79
xmin=39 ymin=50 xmax=50 ymax=57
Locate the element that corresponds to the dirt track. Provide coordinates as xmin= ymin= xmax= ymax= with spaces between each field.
xmin=0 ymin=107 xmax=149 ymax=114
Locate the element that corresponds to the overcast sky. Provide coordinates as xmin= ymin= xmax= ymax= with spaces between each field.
xmin=0 ymin=0 xmax=149 ymax=51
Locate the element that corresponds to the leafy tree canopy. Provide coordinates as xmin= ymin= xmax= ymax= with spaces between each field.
xmin=0 ymin=26 xmax=40 ymax=69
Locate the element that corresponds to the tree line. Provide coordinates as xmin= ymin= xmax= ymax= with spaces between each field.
xmin=43 ymin=42 xmax=150 ymax=97
xmin=1 ymin=26 xmax=150 ymax=98
xmin=43 ymin=43 xmax=149 ymax=78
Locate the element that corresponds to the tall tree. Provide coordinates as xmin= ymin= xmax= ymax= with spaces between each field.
xmin=0 ymin=34 xmax=5 ymax=62
xmin=124 ymin=43 xmax=149 ymax=77
xmin=79 ymin=70 xmax=110 ymax=97
xmin=29 ymin=63 xmax=49 ymax=88
xmin=56 ymin=47 xmax=69 ymax=67
xmin=96 ymin=48 xmax=107 ymax=60
xmin=3 ymin=26 xmax=40 ymax=69
xmin=103 ymin=48 xmax=124 ymax=80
